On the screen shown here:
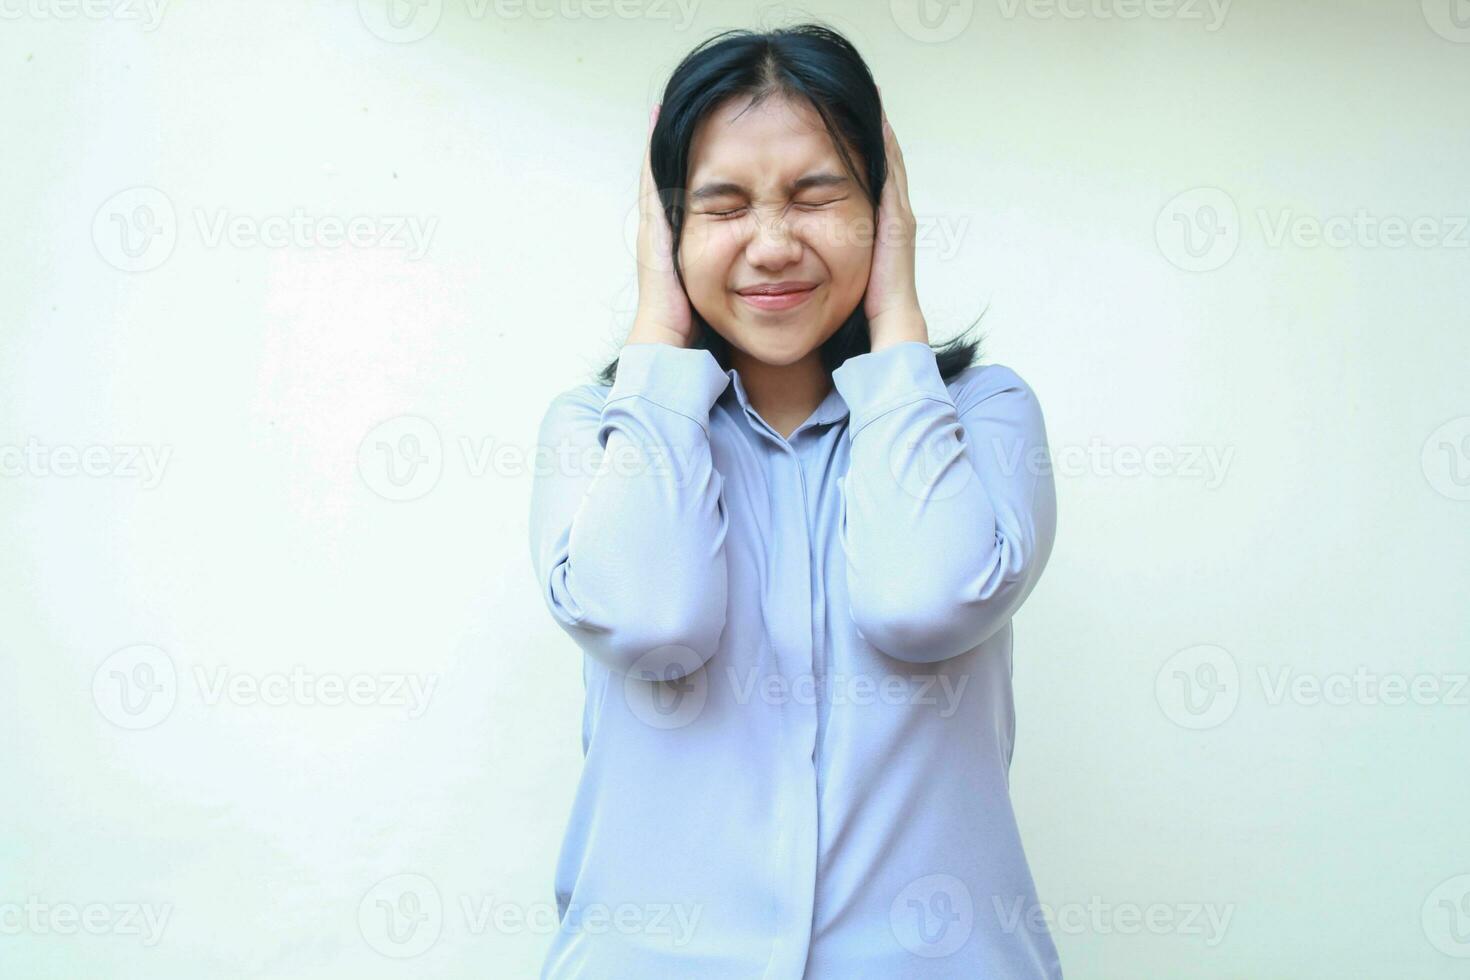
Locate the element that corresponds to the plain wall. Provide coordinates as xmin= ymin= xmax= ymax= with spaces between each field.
xmin=2 ymin=0 xmax=1467 ymax=976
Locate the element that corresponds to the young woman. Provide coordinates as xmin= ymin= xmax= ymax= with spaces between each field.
xmin=528 ymin=24 xmax=1061 ymax=979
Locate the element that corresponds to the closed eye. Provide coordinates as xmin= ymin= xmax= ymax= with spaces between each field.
xmin=702 ymin=196 xmax=846 ymax=219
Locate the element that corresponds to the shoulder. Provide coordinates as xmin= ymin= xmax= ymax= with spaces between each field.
xmin=943 ymin=361 xmax=1044 ymax=421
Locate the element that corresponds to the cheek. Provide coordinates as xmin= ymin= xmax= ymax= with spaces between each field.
xmin=802 ymin=211 xmax=873 ymax=297
xmin=678 ymin=224 xmax=734 ymax=298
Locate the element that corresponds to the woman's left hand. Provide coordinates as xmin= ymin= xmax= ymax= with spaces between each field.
xmin=863 ymin=100 xmax=929 ymax=351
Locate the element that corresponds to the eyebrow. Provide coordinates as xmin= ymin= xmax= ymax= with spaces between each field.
xmin=689 ymin=172 xmax=850 ymax=202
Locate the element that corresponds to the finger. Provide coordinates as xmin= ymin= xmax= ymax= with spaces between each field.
xmin=881 ymin=110 xmax=912 ymax=214
xmin=883 ymin=109 xmax=904 ymax=172
xmin=640 ymin=104 xmax=658 ymax=215
xmin=644 ymin=106 xmax=656 ymax=171
xmin=881 ymin=109 xmax=900 ymax=175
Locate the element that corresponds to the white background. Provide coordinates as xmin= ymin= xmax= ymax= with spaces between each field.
xmin=2 ymin=0 xmax=1468 ymax=976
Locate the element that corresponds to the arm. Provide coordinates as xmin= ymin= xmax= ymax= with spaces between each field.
xmin=528 ymin=342 xmax=731 ymax=679
xmin=830 ymin=341 xmax=1057 ymax=664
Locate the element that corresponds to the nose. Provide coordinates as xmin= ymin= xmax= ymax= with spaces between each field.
xmin=743 ymin=207 xmax=803 ymax=271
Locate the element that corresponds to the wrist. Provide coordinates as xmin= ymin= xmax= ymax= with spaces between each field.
xmin=628 ymin=317 xmax=691 ymax=350
xmin=867 ymin=308 xmax=928 ymax=351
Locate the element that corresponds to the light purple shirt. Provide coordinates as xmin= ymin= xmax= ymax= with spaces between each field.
xmin=528 ymin=339 xmax=1061 ymax=978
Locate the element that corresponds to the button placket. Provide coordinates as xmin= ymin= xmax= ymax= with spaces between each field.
xmin=789 ymin=438 xmax=825 ymax=767
xmin=733 ymin=413 xmax=821 ymax=978
xmin=736 ymin=405 xmax=823 ymax=761
xmin=744 ymin=414 xmax=814 ymax=730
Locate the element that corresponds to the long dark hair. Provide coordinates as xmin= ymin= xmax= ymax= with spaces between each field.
xmin=596 ymin=22 xmax=983 ymax=386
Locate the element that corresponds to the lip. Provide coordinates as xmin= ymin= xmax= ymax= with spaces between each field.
xmin=735 ymin=282 xmax=819 ymax=311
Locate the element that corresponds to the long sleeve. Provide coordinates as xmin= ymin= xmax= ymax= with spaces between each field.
xmin=528 ymin=342 xmax=732 ymax=679
xmin=830 ymin=341 xmax=1057 ymax=664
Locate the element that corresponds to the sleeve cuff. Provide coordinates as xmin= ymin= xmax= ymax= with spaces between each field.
xmin=830 ymin=341 xmax=955 ymax=436
xmin=605 ymin=343 xmax=730 ymax=436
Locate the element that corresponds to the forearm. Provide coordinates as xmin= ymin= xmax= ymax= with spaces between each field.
xmin=530 ymin=343 xmax=732 ymax=677
xmin=832 ymin=343 xmax=1056 ymax=663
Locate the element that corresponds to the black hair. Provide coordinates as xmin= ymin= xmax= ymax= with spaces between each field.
xmin=596 ymin=22 xmax=983 ymax=387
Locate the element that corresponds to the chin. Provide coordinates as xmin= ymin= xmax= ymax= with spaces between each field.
xmin=729 ymin=324 xmax=823 ymax=365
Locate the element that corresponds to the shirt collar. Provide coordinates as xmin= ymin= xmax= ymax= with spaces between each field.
xmin=719 ymin=362 xmax=849 ymax=432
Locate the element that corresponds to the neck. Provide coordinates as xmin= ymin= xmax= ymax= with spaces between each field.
xmin=729 ymin=348 xmax=833 ymax=441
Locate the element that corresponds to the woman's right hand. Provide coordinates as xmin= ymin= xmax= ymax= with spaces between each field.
xmin=627 ymin=103 xmax=696 ymax=349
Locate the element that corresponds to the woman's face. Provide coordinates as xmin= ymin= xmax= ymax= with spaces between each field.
xmin=678 ymin=94 xmax=874 ymax=366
